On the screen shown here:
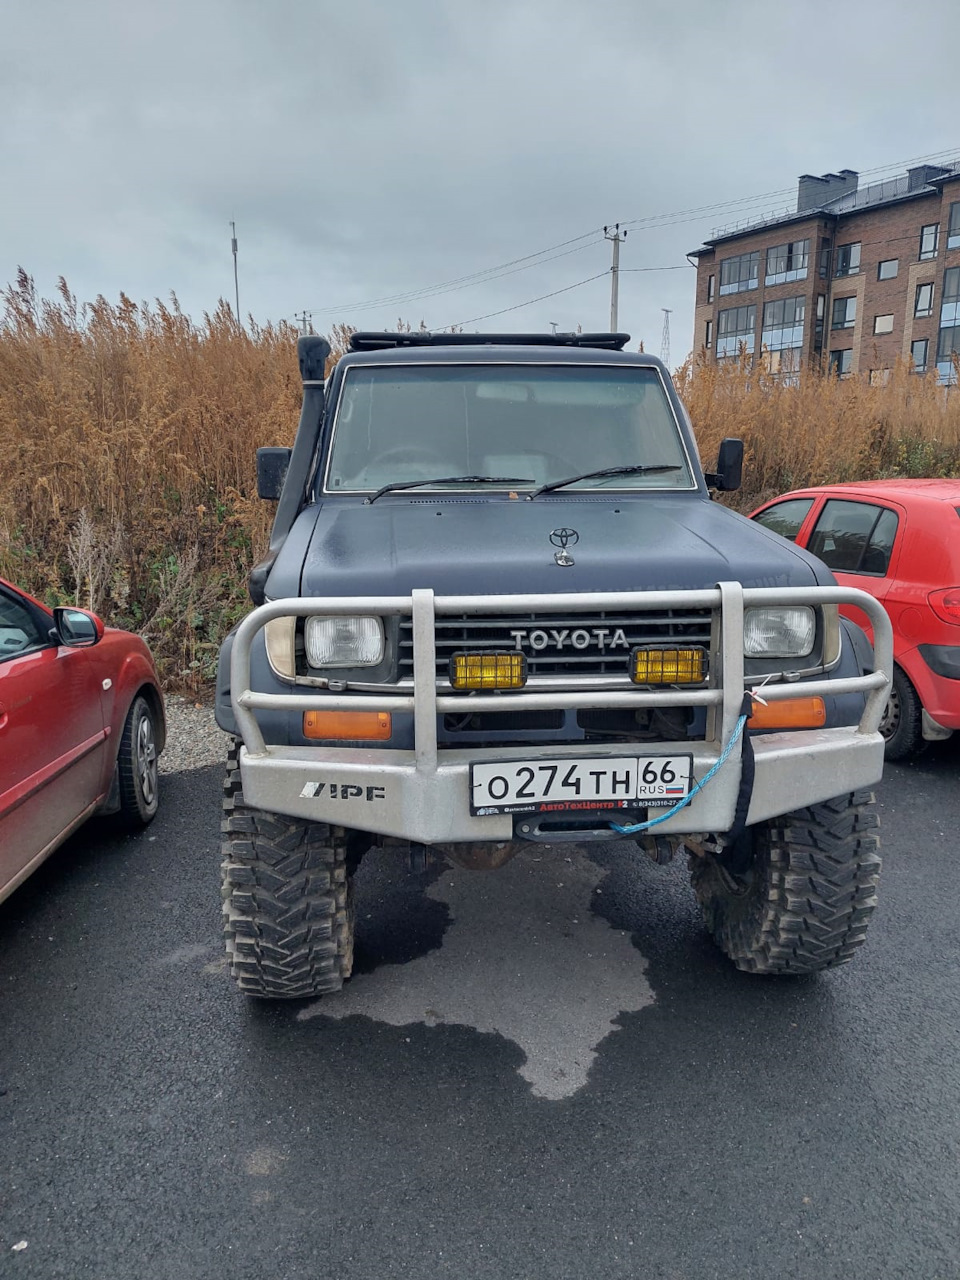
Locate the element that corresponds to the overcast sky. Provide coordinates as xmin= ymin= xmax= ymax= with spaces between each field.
xmin=3 ymin=0 xmax=959 ymax=361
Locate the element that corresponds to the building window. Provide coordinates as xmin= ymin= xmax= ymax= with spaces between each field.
xmin=869 ymin=369 xmax=891 ymax=386
xmin=765 ymin=239 xmax=810 ymax=286
xmin=835 ymin=242 xmax=861 ymax=277
xmin=832 ymin=296 xmax=857 ymax=329
xmin=716 ymin=304 xmax=756 ymax=358
xmin=877 ymin=259 xmax=898 ymax=280
xmin=920 ymin=223 xmax=940 ymax=260
xmin=949 ymin=203 xmax=960 ymax=251
xmin=819 ymin=240 xmax=832 ymax=278
xmin=829 ymin=349 xmax=853 ymax=377
xmin=915 ymin=282 xmax=934 ymax=317
xmin=760 ymin=296 xmax=805 ymax=376
xmin=719 ymin=252 xmax=759 ymax=296
xmin=937 ymin=265 xmax=960 ymax=383
xmin=704 ymin=318 xmax=713 ymax=349
xmin=873 ymin=314 xmax=894 ymax=335
xmin=707 ymin=274 xmax=715 ymax=303
xmin=911 ymin=338 xmax=929 ymax=372
xmin=814 ymin=293 xmax=826 ymax=354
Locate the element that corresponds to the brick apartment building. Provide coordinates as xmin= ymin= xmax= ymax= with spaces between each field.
xmin=691 ymin=161 xmax=960 ymax=381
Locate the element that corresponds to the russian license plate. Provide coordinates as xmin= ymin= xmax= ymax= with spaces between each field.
xmin=470 ymin=755 xmax=694 ymax=816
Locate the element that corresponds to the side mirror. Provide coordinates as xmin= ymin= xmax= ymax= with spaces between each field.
xmin=53 ymin=607 xmax=104 ymax=647
xmin=257 ymin=447 xmax=292 ymax=500
xmin=705 ymin=437 xmax=743 ymax=492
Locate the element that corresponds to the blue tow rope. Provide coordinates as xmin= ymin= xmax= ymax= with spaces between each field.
xmin=609 ymin=712 xmax=749 ymax=835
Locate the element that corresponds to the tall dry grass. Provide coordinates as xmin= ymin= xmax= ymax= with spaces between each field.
xmin=675 ymin=350 xmax=960 ymax=511
xmin=2 ymin=273 xmax=959 ymax=688
xmin=0 ymin=271 xmax=313 ymax=686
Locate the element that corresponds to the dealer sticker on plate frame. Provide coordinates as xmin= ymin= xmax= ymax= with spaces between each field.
xmin=470 ymin=754 xmax=694 ymax=816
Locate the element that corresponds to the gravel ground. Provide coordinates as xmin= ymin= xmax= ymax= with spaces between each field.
xmin=158 ymin=694 xmax=226 ymax=774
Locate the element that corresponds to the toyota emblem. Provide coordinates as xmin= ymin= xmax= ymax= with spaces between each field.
xmin=549 ymin=528 xmax=579 ymax=549
xmin=549 ymin=527 xmax=578 ymax=567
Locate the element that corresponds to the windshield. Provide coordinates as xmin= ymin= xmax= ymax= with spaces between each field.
xmin=325 ymin=363 xmax=695 ymax=493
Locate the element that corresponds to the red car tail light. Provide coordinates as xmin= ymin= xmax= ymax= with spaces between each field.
xmin=928 ymin=588 xmax=960 ymax=625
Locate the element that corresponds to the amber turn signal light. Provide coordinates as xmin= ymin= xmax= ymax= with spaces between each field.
xmin=747 ymin=696 xmax=826 ymax=730
xmin=631 ymin=646 xmax=707 ymax=685
xmin=449 ymin=651 xmax=527 ymax=690
xmin=303 ymin=710 xmax=392 ymax=740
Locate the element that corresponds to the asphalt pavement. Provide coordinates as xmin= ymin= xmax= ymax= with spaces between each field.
xmin=2 ymin=743 xmax=960 ymax=1280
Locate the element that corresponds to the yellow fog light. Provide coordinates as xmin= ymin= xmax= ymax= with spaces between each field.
xmin=631 ymin=646 xmax=707 ymax=685
xmin=450 ymin=651 xmax=527 ymax=690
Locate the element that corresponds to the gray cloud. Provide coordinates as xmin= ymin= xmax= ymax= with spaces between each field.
xmin=2 ymin=0 xmax=959 ymax=356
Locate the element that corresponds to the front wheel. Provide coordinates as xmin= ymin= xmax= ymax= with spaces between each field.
xmin=220 ymin=741 xmax=355 ymax=999
xmin=689 ymin=790 xmax=881 ymax=974
xmin=117 ymin=694 xmax=160 ymax=828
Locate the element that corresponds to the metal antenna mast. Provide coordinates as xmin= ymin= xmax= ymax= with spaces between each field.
xmin=230 ymin=221 xmax=240 ymax=326
xmin=660 ymin=308 xmax=672 ymax=367
xmin=603 ymin=224 xmax=627 ymax=331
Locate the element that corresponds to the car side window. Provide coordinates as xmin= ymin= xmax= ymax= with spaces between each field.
xmin=0 ymin=589 xmax=49 ymax=661
xmin=752 ymin=498 xmax=814 ymax=542
xmin=808 ymin=500 xmax=899 ymax=575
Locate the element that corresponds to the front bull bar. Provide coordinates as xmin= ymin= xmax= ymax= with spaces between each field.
xmin=229 ymin=583 xmax=893 ymax=842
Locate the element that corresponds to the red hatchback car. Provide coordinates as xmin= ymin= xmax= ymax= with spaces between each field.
xmin=0 ymin=577 xmax=165 ymax=902
xmin=751 ymin=480 xmax=960 ymax=759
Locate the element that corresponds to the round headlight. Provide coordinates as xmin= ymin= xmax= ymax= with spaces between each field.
xmin=305 ymin=615 xmax=385 ymax=668
xmin=744 ymin=606 xmax=815 ymax=658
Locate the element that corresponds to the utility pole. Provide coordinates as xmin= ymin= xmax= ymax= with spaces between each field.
xmin=295 ymin=311 xmax=313 ymax=336
xmin=230 ymin=221 xmax=240 ymax=326
xmin=660 ymin=309 xmax=672 ymax=368
xmin=604 ymin=224 xmax=627 ymax=332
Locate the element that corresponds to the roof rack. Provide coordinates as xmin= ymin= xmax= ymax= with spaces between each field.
xmin=348 ymin=331 xmax=631 ymax=353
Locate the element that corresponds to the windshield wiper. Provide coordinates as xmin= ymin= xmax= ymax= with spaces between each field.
xmin=528 ymin=463 xmax=682 ymax=499
xmin=365 ymin=475 xmax=534 ymax=505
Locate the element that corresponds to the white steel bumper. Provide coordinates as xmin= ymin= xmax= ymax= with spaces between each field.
xmin=230 ymin=583 xmax=893 ymax=843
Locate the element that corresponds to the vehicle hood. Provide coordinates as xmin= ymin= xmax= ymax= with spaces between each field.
xmin=275 ymin=495 xmax=828 ymax=599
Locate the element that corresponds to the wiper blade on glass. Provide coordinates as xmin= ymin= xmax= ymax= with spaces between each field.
xmin=528 ymin=464 xmax=682 ymax=499
xmin=365 ymin=476 xmax=534 ymax=505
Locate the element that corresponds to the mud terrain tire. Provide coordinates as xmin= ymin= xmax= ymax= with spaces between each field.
xmin=221 ymin=740 xmax=354 ymax=998
xmin=689 ymin=790 xmax=881 ymax=974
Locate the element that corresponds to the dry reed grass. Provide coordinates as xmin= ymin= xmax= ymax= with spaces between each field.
xmin=2 ymin=273 xmax=958 ymax=688
xmin=675 ymin=349 xmax=960 ymax=510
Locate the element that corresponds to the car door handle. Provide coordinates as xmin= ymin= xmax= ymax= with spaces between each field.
xmin=0 ymin=701 xmax=7 ymax=729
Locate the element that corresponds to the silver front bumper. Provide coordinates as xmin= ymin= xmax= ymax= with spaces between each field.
xmin=230 ymin=583 xmax=893 ymax=843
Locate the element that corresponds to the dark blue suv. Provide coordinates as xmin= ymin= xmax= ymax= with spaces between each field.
xmin=216 ymin=332 xmax=891 ymax=997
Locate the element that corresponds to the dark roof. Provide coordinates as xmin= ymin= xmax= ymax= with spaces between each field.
xmin=338 ymin=339 xmax=665 ymax=368
xmin=348 ymin=331 xmax=630 ymax=352
xmin=690 ymin=160 xmax=960 ymax=256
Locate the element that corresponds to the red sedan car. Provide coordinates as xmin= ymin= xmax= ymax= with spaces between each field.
xmin=0 ymin=577 xmax=165 ymax=902
xmin=751 ymin=479 xmax=960 ymax=759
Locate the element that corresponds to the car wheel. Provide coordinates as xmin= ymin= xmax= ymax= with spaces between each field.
xmin=879 ymin=666 xmax=923 ymax=762
xmin=689 ymin=791 xmax=881 ymax=973
xmin=117 ymin=694 xmax=160 ymax=827
xmin=220 ymin=739 xmax=355 ymax=999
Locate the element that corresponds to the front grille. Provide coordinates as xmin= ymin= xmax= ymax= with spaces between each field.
xmin=399 ymin=609 xmax=714 ymax=681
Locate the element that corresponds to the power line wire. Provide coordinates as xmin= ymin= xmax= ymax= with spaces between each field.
xmin=293 ymin=229 xmax=605 ymax=319
xmin=293 ymin=143 xmax=960 ymax=324
xmin=441 ymin=272 xmax=609 ymax=330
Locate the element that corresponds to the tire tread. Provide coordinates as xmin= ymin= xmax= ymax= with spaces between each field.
xmin=220 ymin=739 xmax=354 ymax=998
xmin=689 ymin=788 xmax=881 ymax=974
